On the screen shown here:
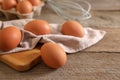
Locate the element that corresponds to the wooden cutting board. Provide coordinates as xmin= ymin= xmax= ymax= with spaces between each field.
xmin=0 ymin=45 xmax=42 ymax=72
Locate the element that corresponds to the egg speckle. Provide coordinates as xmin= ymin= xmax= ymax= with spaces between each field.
xmin=40 ymin=42 xmax=67 ymax=68
xmin=17 ymin=0 xmax=33 ymax=14
xmin=0 ymin=26 xmax=21 ymax=51
xmin=62 ymin=20 xmax=85 ymax=38
xmin=24 ymin=20 xmax=51 ymax=35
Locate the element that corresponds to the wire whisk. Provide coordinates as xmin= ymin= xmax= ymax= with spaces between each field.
xmin=44 ymin=0 xmax=91 ymax=21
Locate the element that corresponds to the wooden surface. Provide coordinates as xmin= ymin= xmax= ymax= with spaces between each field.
xmin=0 ymin=48 xmax=41 ymax=71
xmin=77 ymin=0 xmax=120 ymax=10
xmin=0 ymin=28 xmax=120 ymax=80
xmin=0 ymin=0 xmax=120 ymax=80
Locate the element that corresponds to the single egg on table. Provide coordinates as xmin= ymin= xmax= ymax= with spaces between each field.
xmin=61 ymin=20 xmax=85 ymax=38
xmin=40 ymin=42 xmax=67 ymax=69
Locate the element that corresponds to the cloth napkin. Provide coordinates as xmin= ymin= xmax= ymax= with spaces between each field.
xmin=0 ymin=19 xmax=106 ymax=54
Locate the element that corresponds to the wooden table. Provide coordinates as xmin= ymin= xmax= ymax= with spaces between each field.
xmin=0 ymin=0 xmax=120 ymax=80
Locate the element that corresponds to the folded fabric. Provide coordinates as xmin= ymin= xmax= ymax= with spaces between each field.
xmin=0 ymin=19 xmax=106 ymax=54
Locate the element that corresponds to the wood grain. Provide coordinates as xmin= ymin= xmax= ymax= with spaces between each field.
xmin=74 ymin=0 xmax=120 ymax=10
xmin=84 ymin=28 xmax=120 ymax=52
xmin=0 ymin=48 xmax=41 ymax=71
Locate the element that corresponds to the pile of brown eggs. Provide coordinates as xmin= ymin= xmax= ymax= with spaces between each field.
xmin=0 ymin=0 xmax=44 ymax=19
xmin=0 ymin=19 xmax=85 ymax=69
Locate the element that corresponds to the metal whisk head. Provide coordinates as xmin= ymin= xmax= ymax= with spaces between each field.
xmin=44 ymin=0 xmax=91 ymax=21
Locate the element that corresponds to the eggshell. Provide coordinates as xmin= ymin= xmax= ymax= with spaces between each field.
xmin=24 ymin=20 xmax=51 ymax=35
xmin=28 ymin=0 xmax=42 ymax=6
xmin=17 ymin=0 xmax=33 ymax=14
xmin=61 ymin=20 xmax=85 ymax=38
xmin=2 ymin=0 xmax=17 ymax=10
xmin=0 ymin=0 xmax=3 ymax=5
xmin=40 ymin=42 xmax=67 ymax=69
xmin=0 ymin=26 xmax=21 ymax=51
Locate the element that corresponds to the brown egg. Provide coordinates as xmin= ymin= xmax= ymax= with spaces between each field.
xmin=0 ymin=26 xmax=21 ymax=51
xmin=2 ymin=0 xmax=17 ymax=10
xmin=0 ymin=0 xmax=3 ymax=5
xmin=41 ymin=42 xmax=67 ymax=68
xmin=61 ymin=20 xmax=85 ymax=38
xmin=24 ymin=20 xmax=51 ymax=35
xmin=28 ymin=0 xmax=42 ymax=6
xmin=17 ymin=0 xmax=33 ymax=14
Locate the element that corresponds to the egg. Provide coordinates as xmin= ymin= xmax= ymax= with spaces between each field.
xmin=0 ymin=26 xmax=21 ymax=51
xmin=0 ymin=0 xmax=3 ymax=5
xmin=24 ymin=20 xmax=51 ymax=35
xmin=17 ymin=0 xmax=33 ymax=14
xmin=2 ymin=0 xmax=17 ymax=10
xmin=61 ymin=20 xmax=85 ymax=38
xmin=40 ymin=42 xmax=67 ymax=68
xmin=28 ymin=0 xmax=42 ymax=6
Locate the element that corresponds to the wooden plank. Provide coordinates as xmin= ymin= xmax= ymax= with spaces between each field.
xmin=0 ymin=52 xmax=120 ymax=80
xmin=84 ymin=28 xmax=120 ymax=52
xmin=81 ymin=11 xmax=120 ymax=28
xmin=74 ymin=0 xmax=120 ymax=10
xmin=0 ymin=48 xmax=41 ymax=71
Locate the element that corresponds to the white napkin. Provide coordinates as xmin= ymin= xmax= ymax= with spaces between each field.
xmin=0 ymin=19 xmax=106 ymax=54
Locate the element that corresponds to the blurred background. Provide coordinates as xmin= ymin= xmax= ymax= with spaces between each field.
xmin=71 ymin=0 xmax=120 ymax=28
xmin=40 ymin=0 xmax=120 ymax=28
xmin=0 ymin=0 xmax=120 ymax=28
xmin=75 ymin=0 xmax=120 ymax=10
